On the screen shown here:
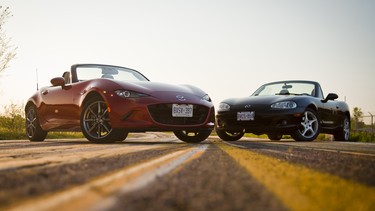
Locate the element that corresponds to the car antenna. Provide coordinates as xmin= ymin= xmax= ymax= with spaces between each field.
xmin=36 ymin=68 xmax=39 ymax=90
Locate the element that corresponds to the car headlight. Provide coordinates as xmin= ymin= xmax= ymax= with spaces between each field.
xmin=202 ymin=94 xmax=212 ymax=102
xmin=270 ymin=101 xmax=297 ymax=109
xmin=218 ymin=103 xmax=230 ymax=111
xmin=115 ymin=90 xmax=149 ymax=98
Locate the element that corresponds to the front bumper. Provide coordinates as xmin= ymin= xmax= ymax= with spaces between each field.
xmin=216 ymin=108 xmax=305 ymax=135
xmin=106 ymin=95 xmax=215 ymax=132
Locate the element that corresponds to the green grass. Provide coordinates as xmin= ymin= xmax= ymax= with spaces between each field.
xmin=0 ymin=127 xmax=84 ymax=140
xmin=46 ymin=132 xmax=85 ymax=139
xmin=350 ymin=132 xmax=375 ymax=142
xmin=0 ymin=128 xmax=26 ymax=140
xmin=1 ymin=127 xmax=374 ymax=142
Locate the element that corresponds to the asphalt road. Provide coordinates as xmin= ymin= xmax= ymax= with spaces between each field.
xmin=1 ymin=133 xmax=374 ymax=211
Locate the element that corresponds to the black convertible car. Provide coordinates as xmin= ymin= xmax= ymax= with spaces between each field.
xmin=216 ymin=80 xmax=350 ymax=141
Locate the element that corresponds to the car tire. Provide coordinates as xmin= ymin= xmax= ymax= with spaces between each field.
xmin=216 ymin=128 xmax=244 ymax=141
xmin=173 ymin=130 xmax=211 ymax=143
xmin=268 ymin=133 xmax=282 ymax=141
xmin=81 ymin=96 xmax=120 ymax=143
xmin=334 ymin=115 xmax=350 ymax=141
xmin=25 ymin=105 xmax=48 ymax=142
xmin=291 ymin=108 xmax=320 ymax=142
xmin=115 ymin=131 xmax=129 ymax=142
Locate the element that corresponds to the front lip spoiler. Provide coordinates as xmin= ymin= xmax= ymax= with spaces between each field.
xmin=216 ymin=123 xmax=300 ymax=133
xmin=216 ymin=109 xmax=304 ymax=134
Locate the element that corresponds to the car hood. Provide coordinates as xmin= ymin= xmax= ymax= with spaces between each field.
xmin=223 ymin=95 xmax=297 ymax=109
xmin=113 ymin=80 xmax=207 ymax=101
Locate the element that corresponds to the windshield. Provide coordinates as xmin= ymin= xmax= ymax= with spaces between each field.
xmin=252 ymin=81 xmax=316 ymax=97
xmin=75 ymin=65 xmax=149 ymax=82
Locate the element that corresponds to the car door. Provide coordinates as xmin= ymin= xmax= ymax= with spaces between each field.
xmin=39 ymin=84 xmax=76 ymax=130
xmin=320 ymin=100 xmax=339 ymax=129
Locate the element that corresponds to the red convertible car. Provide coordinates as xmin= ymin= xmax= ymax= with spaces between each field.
xmin=25 ymin=64 xmax=215 ymax=143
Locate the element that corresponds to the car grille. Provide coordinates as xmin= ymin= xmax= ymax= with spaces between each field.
xmin=148 ymin=104 xmax=209 ymax=125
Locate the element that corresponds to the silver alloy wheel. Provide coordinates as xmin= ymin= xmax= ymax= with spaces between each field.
xmin=26 ymin=108 xmax=37 ymax=138
xmin=25 ymin=105 xmax=47 ymax=141
xmin=82 ymin=100 xmax=112 ymax=139
xmin=298 ymin=110 xmax=319 ymax=139
xmin=343 ymin=117 xmax=350 ymax=140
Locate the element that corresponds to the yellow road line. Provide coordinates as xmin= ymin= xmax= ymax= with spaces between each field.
xmin=213 ymin=140 xmax=375 ymax=211
xmin=8 ymin=145 xmax=208 ymax=211
xmin=0 ymin=144 xmax=166 ymax=171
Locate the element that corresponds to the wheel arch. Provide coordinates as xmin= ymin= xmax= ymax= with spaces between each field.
xmin=305 ymin=103 xmax=321 ymax=125
xmin=345 ymin=111 xmax=351 ymax=119
xmin=25 ymin=94 xmax=42 ymax=112
xmin=80 ymin=91 xmax=107 ymax=110
xmin=25 ymin=101 xmax=36 ymax=111
xmin=306 ymin=103 xmax=318 ymax=112
xmin=24 ymin=99 xmax=49 ymax=131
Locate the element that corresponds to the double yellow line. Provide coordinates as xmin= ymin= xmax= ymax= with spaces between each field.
xmin=213 ymin=141 xmax=375 ymax=211
xmin=8 ymin=145 xmax=208 ymax=211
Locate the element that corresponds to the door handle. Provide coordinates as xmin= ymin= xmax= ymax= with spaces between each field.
xmin=42 ymin=90 xmax=48 ymax=95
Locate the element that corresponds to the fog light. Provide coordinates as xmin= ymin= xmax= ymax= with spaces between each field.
xmin=281 ymin=120 xmax=288 ymax=125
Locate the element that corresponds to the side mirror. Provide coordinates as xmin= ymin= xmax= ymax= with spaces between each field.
xmin=322 ymin=93 xmax=338 ymax=102
xmin=51 ymin=77 xmax=66 ymax=87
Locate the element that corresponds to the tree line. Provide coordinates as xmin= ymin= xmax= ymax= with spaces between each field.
xmin=0 ymin=103 xmax=373 ymax=141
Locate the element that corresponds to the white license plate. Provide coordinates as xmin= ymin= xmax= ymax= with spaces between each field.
xmin=237 ymin=111 xmax=254 ymax=121
xmin=172 ymin=104 xmax=193 ymax=117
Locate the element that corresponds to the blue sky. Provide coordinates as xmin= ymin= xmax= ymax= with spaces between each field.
xmin=1 ymin=0 xmax=374 ymax=119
